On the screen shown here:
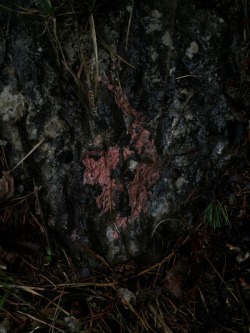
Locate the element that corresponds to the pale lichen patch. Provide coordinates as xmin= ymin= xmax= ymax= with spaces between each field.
xmin=0 ymin=86 xmax=26 ymax=122
xmin=145 ymin=15 xmax=162 ymax=34
xmin=175 ymin=177 xmax=186 ymax=190
xmin=162 ymin=31 xmax=174 ymax=50
xmin=186 ymin=41 xmax=199 ymax=59
xmin=151 ymin=9 xmax=162 ymax=18
xmin=44 ymin=116 xmax=67 ymax=139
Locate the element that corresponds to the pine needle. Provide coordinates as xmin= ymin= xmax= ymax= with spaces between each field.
xmin=125 ymin=0 xmax=134 ymax=52
xmin=89 ymin=13 xmax=99 ymax=98
xmin=11 ymin=138 xmax=45 ymax=173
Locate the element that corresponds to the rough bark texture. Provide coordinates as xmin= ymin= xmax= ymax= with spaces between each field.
xmin=0 ymin=0 xmax=249 ymax=266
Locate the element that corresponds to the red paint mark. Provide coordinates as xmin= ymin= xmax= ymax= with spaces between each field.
xmin=83 ymin=82 xmax=162 ymax=225
xmin=112 ymin=230 xmax=119 ymax=240
xmin=123 ymin=146 xmax=133 ymax=160
xmin=128 ymin=161 xmax=161 ymax=218
xmin=117 ymin=216 xmax=129 ymax=228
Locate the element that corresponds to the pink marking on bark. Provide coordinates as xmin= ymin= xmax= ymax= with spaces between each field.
xmin=83 ymin=82 xmax=162 ymax=224
xmin=117 ymin=216 xmax=130 ymax=228
xmin=130 ymin=126 xmax=151 ymax=154
xmin=112 ymin=230 xmax=119 ymax=240
xmin=83 ymin=146 xmax=120 ymax=185
xmin=83 ymin=146 xmax=122 ymax=212
xmin=128 ymin=161 xmax=161 ymax=217
xmin=123 ymin=146 xmax=133 ymax=160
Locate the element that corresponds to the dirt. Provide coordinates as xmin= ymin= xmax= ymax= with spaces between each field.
xmin=0 ymin=147 xmax=249 ymax=332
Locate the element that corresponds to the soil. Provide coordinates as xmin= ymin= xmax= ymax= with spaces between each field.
xmin=0 ymin=147 xmax=249 ymax=333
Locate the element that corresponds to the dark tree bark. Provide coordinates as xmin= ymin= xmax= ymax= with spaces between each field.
xmin=0 ymin=0 xmax=249 ymax=266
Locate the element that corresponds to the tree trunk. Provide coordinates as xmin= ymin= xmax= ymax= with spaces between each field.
xmin=0 ymin=0 xmax=249 ymax=266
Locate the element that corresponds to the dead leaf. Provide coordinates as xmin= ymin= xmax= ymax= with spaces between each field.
xmin=0 ymin=245 xmax=17 ymax=267
xmin=162 ymin=257 xmax=189 ymax=298
xmin=0 ymin=171 xmax=14 ymax=199
xmin=162 ymin=267 xmax=183 ymax=298
xmin=0 ymin=318 xmax=10 ymax=333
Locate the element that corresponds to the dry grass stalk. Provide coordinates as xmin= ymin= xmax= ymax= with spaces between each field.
xmin=148 ymin=304 xmax=173 ymax=333
xmin=98 ymin=37 xmax=136 ymax=69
